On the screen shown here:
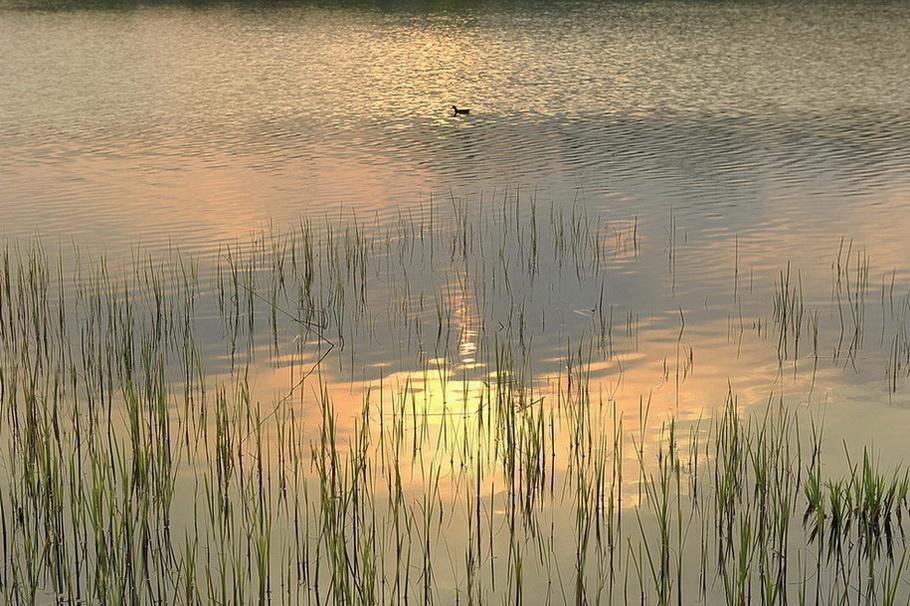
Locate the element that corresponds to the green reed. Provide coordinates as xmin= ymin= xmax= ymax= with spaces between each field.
xmin=0 ymin=196 xmax=908 ymax=604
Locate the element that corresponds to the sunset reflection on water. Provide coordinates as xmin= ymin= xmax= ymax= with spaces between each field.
xmin=2 ymin=1 xmax=910 ymax=602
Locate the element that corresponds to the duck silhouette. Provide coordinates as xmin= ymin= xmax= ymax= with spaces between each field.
xmin=452 ymin=106 xmax=470 ymax=116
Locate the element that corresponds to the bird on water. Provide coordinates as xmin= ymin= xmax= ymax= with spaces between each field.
xmin=452 ymin=106 xmax=470 ymax=116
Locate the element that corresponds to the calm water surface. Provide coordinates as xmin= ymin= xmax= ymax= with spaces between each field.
xmin=2 ymin=1 xmax=908 ymax=253
xmin=3 ymin=0 xmax=909 ymax=408
xmin=2 ymin=0 xmax=910 ymax=602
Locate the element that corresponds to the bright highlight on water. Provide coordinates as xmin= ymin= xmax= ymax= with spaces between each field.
xmin=2 ymin=200 xmax=910 ymax=603
xmin=1 ymin=0 xmax=910 ymax=603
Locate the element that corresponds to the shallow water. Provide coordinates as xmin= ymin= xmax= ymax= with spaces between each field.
xmin=2 ymin=0 xmax=910 ymax=602
xmin=3 ymin=0 xmax=908 ymax=411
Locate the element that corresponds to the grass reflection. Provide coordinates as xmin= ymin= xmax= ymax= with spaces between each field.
xmin=1 ymin=197 xmax=910 ymax=603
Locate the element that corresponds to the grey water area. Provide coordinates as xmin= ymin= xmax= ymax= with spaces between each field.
xmin=2 ymin=0 xmax=910 ymax=601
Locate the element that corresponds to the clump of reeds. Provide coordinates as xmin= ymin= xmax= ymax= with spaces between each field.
xmin=0 ymin=196 xmax=908 ymax=605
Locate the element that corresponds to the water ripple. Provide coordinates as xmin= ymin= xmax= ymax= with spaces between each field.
xmin=1 ymin=2 xmax=908 ymax=259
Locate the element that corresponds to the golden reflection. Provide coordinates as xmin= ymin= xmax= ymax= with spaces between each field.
xmin=231 ymin=293 xmax=848 ymax=527
xmin=177 ymin=194 xmax=910 ymax=606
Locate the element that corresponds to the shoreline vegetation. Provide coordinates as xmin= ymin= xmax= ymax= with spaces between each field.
xmin=1 ymin=198 xmax=909 ymax=604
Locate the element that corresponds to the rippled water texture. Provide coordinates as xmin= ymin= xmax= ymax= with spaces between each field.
xmin=3 ymin=2 xmax=910 ymax=602
xmin=1 ymin=1 xmax=908 ymax=257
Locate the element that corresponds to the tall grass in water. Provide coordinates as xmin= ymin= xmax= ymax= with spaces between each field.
xmin=0 ymin=197 xmax=908 ymax=604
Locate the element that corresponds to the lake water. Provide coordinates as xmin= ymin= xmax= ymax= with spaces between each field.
xmin=3 ymin=1 xmax=909 ymax=254
xmin=2 ymin=0 xmax=910 ymax=603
